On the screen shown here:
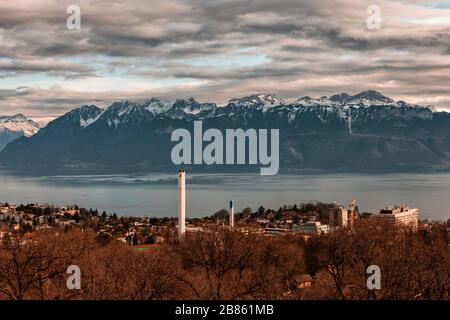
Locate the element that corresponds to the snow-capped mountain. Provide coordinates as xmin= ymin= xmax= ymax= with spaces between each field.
xmin=295 ymin=90 xmax=421 ymax=109
xmin=0 ymin=114 xmax=40 ymax=151
xmin=89 ymin=101 xmax=152 ymax=129
xmin=228 ymin=93 xmax=285 ymax=111
xmin=164 ymin=98 xmax=216 ymax=119
xmin=38 ymin=91 xmax=429 ymax=132
xmin=0 ymin=114 xmax=40 ymax=136
xmin=1 ymin=90 xmax=450 ymax=172
xmin=283 ymin=90 xmax=433 ymax=132
xmin=144 ymin=98 xmax=172 ymax=115
xmin=58 ymin=98 xmax=218 ymax=131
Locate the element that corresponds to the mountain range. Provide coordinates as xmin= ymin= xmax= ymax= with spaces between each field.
xmin=0 ymin=114 xmax=40 ymax=151
xmin=1 ymin=90 xmax=450 ymax=172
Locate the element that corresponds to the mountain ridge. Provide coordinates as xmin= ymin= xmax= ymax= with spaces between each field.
xmin=1 ymin=90 xmax=449 ymax=173
xmin=0 ymin=114 xmax=40 ymax=151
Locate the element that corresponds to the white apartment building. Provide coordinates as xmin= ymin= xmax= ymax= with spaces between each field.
xmin=371 ymin=205 xmax=418 ymax=229
xmin=329 ymin=206 xmax=348 ymax=228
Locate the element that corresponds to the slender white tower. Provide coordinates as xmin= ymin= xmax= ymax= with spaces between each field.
xmin=229 ymin=200 xmax=235 ymax=228
xmin=178 ymin=169 xmax=186 ymax=239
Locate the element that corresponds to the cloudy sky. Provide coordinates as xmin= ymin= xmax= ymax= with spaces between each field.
xmin=1 ymin=0 xmax=450 ymax=122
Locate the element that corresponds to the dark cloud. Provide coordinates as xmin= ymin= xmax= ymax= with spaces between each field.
xmin=1 ymin=0 xmax=450 ymax=119
xmin=0 ymin=58 xmax=95 ymax=78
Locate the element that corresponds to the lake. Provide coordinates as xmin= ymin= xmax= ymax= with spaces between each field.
xmin=0 ymin=170 xmax=449 ymax=221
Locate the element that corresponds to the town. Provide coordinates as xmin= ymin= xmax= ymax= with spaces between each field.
xmin=1 ymin=195 xmax=449 ymax=300
xmin=0 ymin=197 xmax=444 ymax=247
xmin=1 ymin=171 xmax=449 ymax=300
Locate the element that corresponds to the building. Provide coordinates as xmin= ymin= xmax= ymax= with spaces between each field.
xmin=294 ymin=274 xmax=313 ymax=289
xmin=256 ymin=218 xmax=270 ymax=226
xmin=371 ymin=205 xmax=418 ymax=229
xmin=264 ymin=227 xmax=290 ymax=236
xmin=0 ymin=204 xmax=21 ymax=223
xmin=178 ymin=169 xmax=186 ymax=239
xmin=229 ymin=200 xmax=235 ymax=228
xmin=329 ymin=206 xmax=348 ymax=228
xmin=293 ymin=221 xmax=329 ymax=234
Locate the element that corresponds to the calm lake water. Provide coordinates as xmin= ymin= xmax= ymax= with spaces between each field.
xmin=0 ymin=170 xmax=449 ymax=221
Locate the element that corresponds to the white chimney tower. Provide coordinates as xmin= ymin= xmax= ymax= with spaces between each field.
xmin=229 ymin=200 xmax=235 ymax=228
xmin=178 ymin=169 xmax=186 ymax=239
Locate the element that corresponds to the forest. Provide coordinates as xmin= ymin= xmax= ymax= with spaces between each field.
xmin=0 ymin=219 xmax=448 ymax=300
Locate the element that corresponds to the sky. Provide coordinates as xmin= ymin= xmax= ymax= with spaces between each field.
xmin=1 ymin=0 xmax=450 ymax=123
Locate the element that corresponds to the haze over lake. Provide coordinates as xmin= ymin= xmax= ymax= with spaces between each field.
xmin=0 ymin=170 xmax=449 ymax=221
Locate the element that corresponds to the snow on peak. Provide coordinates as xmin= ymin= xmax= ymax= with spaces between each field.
xmin=42 ymin=90 xmax=441 ymax=132
xmin=228 ymin=93 xmax=285 ymax=111
xmin=348 ymin=90 xmax=395 ymax=105
xmin=100 ymin=101 xmax=149 ymax=128
xmin=73 ymin=105 xmax=104 ymax=128
xmin=296 ymin=91 xmax=404 ymax=108
xmin=171 ymin=98 xmax=216 ymax=115
xmin=329 ymin=93 xmax=351 ymax=103
xmin=256 ymin=93 xmax=285 ymax=105
xmin=296 ymin=96 xmax=332 ymax=107
xmin=144 ymin=98 xmax=172 ymax=115
xmin=352 ymin=90 xmax=392 ymax=101
xmin=0 ymin=114 xmax=40 ymax=136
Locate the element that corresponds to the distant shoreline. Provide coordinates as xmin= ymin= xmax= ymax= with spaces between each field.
xmin=3 ymin=164 xmax=450 ymax=176
xmin=2 ymin=170 xmax=450 ymax=221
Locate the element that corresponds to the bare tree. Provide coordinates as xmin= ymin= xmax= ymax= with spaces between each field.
xmin=171 ymin=227 xmax=296 ymax=299
xmin=0 ymin=229 xmax=94 ymax=300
